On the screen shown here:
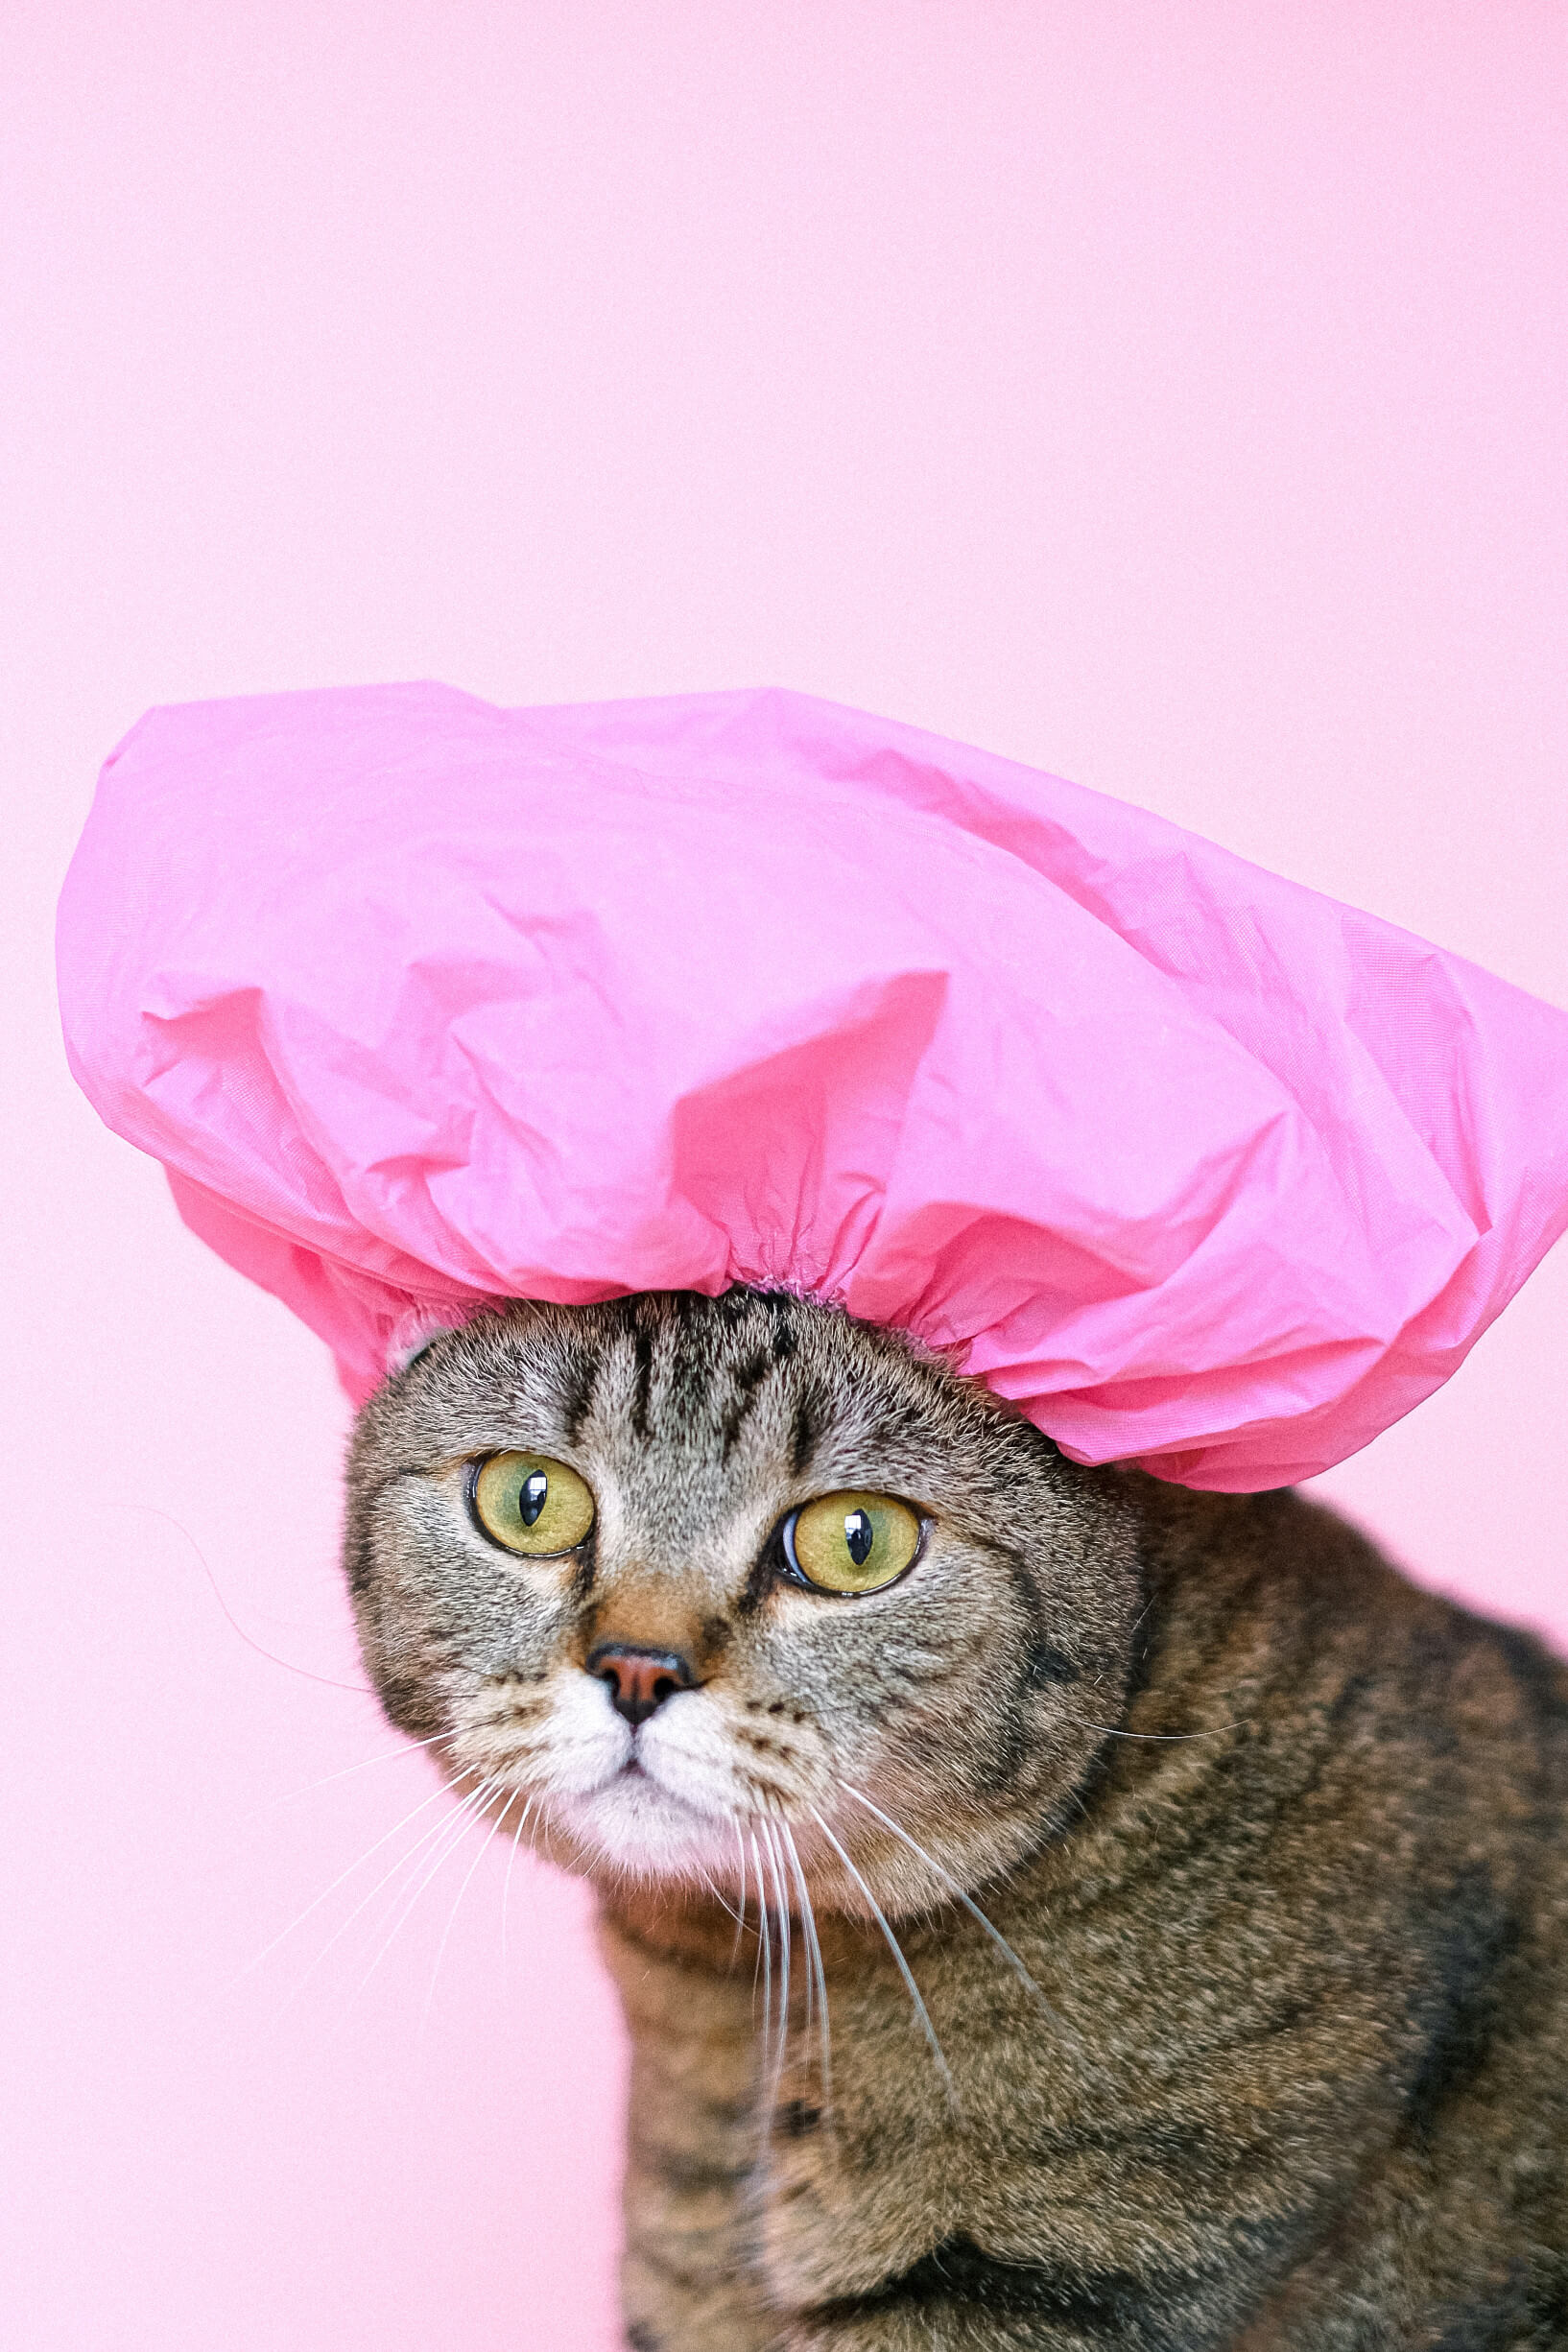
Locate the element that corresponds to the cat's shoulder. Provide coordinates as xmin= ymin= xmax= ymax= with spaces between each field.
xmin=1119 ymin=1469 xmax=1568 ymax=1753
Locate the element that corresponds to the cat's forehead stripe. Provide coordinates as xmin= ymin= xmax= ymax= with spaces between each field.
xmin=564 ymin=1295 xmax=835 ymax=1464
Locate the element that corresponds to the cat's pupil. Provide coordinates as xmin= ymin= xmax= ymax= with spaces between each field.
xmin=844 ymin=1509 xmax=874 ymax=1567
xmin=519 ymin=1470 xmax=549 ymax=1527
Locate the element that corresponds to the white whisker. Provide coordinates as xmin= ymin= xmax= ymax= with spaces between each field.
xmin=839 ymin=1784 xmax=1082 ymax=2053
xmin=729 ymin=1821 xmax=749 ymax=1972
xmin=284 ymin=1774 xmax=492 ymax=2005
xmin=423 ymin=1787 xmax=513 ymax=2030
xmin=345 ymin=1776 xmax=499 ymax=2016
xmin=1080 ymin=1719 xmax=1245 ymax=1742
xmin=761 ymin=1818 xmax=792 ymax=2103
xmin=777 ymin=1823 xmax=811 ymax=2033
xmin=231 ymin=1770 xmax=474 ymax=1992
xmin=697 ymin=1865 xmax=747 ymax=1932
xmin=245 ymin=1728 xmax=460 ymax=1819
xmin=806 ymin=1806 xmax=954 ymax=2104
xmin=500 ymin=1791 xmax=533 ymax=1967
xmin=750 ymin=1829 xmax=773 ymax=2071
xmin=780 ymin=1819 xmax=831 ymax=2103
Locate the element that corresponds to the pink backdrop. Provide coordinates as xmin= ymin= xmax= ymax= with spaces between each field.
xmin=6 ymin=7 xmax=1566 ymax=2347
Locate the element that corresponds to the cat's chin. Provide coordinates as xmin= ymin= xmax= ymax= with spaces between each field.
xmin=550 ymin=1765 xmax=740 ymax=1885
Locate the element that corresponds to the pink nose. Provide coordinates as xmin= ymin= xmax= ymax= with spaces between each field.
xmin=585 ymin=1643 xmax=698 ymax=1727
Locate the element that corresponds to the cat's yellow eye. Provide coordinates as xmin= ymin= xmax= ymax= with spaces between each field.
xmin=784 ymin=1491 xmax=924 ymax=1596
xmin=469 ymin=1452 xmax=596 ymax=1556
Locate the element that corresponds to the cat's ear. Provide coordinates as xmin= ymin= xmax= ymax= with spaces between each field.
xmin=385 ymin=1305 xmax=467 ymax=1383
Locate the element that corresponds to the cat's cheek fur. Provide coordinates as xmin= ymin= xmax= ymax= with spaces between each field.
xmin=453 ymin=1662 xmax=630 ymax=1798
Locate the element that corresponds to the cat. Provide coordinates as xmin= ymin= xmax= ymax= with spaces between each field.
xmin=343 ymin=1286 xmax=1568 ymax=2351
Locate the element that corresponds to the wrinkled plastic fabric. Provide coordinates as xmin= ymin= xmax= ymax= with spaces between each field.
xmin=57 ymin=682 xmax=1568 ymax=1489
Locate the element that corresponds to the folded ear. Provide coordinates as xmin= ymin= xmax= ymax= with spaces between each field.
xmin=385 ymin=1305 xmax=468 ymax=1381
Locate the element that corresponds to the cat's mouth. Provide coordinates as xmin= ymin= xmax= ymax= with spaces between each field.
xmin=550 ymin=1750 xmax=739 ymax=1880
xmin=607 ymin=1748 xmax=710 ymax=1812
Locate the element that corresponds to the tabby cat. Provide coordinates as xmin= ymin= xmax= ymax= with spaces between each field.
xmin=344 ymin=1288 xmax=1568 ymax=2350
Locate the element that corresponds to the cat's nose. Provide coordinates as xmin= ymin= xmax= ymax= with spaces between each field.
xmin=586 ymin=1642 xmax=699 ymax=1727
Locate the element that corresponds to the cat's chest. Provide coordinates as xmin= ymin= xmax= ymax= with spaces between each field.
xmin=751 ymin=1994 xmax=1133 ymax=2313
xmin=748 ymin=1910 xmax=1364 ymax=2328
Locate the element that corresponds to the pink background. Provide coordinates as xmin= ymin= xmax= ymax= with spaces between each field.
xmin=6 ymin=7 xmax=1566 ymax=2347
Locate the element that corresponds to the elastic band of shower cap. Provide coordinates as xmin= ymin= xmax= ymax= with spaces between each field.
xmin=57 ymin=681 xmax=1568 ymax=1491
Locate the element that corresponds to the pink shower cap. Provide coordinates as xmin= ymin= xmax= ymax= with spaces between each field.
xmin=58 ymin=682 xmax=1568 ymax=1490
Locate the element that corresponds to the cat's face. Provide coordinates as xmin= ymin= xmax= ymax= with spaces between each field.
xmin=344 ymin=1291 xmax=1143 ymax=1915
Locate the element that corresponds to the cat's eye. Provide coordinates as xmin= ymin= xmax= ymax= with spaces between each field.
xmin=783 ymin=1491 xmax=925 ymax=1596
xmin=469 ymin=1451 xmax=596 ymax=1556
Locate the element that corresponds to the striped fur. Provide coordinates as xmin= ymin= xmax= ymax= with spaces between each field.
xmin=344 ymin=1291 xmax=1568 ymax=2349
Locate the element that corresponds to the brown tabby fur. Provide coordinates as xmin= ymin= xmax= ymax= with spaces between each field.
xmin=344 ymin=1290 xmax=1568 ymax=2350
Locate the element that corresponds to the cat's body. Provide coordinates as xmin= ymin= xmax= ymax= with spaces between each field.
xmin=345 ymin=1290 xmax=1568 ymax=2350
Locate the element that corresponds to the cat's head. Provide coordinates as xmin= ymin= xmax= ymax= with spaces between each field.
xmin=344 ymin=1290 xmax=1143 ymax=1915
